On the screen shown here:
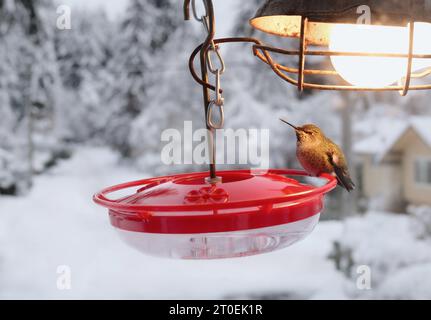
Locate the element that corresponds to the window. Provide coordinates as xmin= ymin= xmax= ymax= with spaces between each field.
xmin=414 ymin=158 xmax=431 ymax=186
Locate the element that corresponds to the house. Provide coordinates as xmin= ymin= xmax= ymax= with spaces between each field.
xmin=354 ymin=116 xmax=431 ymax=212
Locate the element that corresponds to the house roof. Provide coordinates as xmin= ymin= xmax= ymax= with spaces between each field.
xmin=410 ymin=117 xmax=431 ymax=147
xmin=354 ymin=116 xmax=431 ymax=161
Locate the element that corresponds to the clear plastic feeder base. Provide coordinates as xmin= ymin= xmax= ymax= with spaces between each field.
xmin=116 ymin=214 xmax=320 ymax=259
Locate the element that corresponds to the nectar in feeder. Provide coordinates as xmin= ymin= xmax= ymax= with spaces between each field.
xmin=93 ymin=170 xmax=336 ymax=259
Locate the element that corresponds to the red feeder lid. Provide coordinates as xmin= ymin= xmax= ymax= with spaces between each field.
xmin=93 ymin=169 xmax=337 ymax=234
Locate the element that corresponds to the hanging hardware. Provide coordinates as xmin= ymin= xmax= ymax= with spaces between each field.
xmin=191 ymin=0 xmax=207 ymax=22
xmin=202 ymin=14 xmax=226 ymax=75
xmin=207 ymin=101 xmax=224 ymax=130
xmin=401 ymin=21 xmax=415 ymax=96
xmin=185 ymin=29 xmax=431 ymax=96
xmin=297 ymin=16 xmax=308 ymax=92
xmin=187 ymin=37 xmax=263 ymax=94
xmin=206 ymin=68 xmax=224 ymax=129
xmin=206 ymin=45 xmax=226 ymax=75
xmin=185 ymin=0 xmax=221 ymax=182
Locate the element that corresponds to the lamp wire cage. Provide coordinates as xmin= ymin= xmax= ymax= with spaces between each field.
xmin=252 ymin=17 xmax=431 ymax=95
xmin=184 ymin=0 xmax=431 ymax=179
xmin=185 ymin=0 xmax=431 ymax=95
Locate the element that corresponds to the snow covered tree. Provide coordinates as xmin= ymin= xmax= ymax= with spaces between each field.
xmin=0 ymin=0 xmax=65 ymax=194
xmin=128 ymin=20 xmax=203 ymax=174
xmin=54 ymin=10 xmax=115 ymax=142
xmin=104 ymin=0 xmax=180 ymax=158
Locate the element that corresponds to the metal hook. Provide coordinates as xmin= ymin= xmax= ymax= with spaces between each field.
xmin=207 ymin=101 xmax=224 ymax=130
xmin=206 ymin=46 xmax=226 ymax=75
xmin=191 ymin=0 xmax=208 ymax=22
xmin=202 ymin=16 xmax=218 ymax=52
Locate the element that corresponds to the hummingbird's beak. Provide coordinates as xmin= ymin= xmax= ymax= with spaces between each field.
xmin=280 ymin=118 xmax=300 ymax=131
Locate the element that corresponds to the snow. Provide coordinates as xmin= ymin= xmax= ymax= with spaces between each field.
xmin=411 ymin=117 xmax=431 ymax=147
xmin=342 ymin=212 xmax=431 ymax=277
xmin=333 ymin=211 xmax=431 ymax=299
xmin=0 ymin=147 xmax=349 ymax=299
xmin=354 ymin=115 xmax=431 ymax=160
xmin=2 ymin=147 xmax=430 ymax=299
xmin=408 ymin=205 xmax=431 ymax=239
xmin=1 ymin=0 xmax=431 ymax=300
xmin=376 ymin=263 xmax=431 ymax=299
xmin=354 ymin=118 xmax=407 ymax=156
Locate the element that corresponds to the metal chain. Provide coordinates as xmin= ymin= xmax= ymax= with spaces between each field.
xmin=206 ymin=70 xmax=224 ymax=129
xmin=202 ymin=17 xmax=225 ymax=75
xmin=191 ymin=0 xmax=225 ymax=130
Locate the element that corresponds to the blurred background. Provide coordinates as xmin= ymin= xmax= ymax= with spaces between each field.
xmin=0 ymin=0 xmax=431 ymax=299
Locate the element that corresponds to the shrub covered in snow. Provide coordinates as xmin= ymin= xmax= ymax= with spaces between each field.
xmin=408 ymin=205 xmax=431 ymax=239
xmin=329 ymin=211 xmax=431 ymax=298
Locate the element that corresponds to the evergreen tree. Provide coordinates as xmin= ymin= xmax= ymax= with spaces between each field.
xmin=128 ymin=21 xmax=203 ymax=174
xmin=105 ymin=0 xmax=179 ymax=158
xmin=55 ymin=10 xmax=114 ymax=142
xmin=0 ymin=0 xmax=64 ymax=194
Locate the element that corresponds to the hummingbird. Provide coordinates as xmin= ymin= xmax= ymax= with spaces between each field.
xmin=280 ymin=119 xmax=355 ymax=192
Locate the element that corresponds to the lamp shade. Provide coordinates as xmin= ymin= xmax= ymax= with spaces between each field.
xmin=250 ymin=0 xmax=431 ymax=44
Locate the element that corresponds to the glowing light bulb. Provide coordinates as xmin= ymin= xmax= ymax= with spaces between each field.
xmin=328 ymin=23 xmax=431 ymax=87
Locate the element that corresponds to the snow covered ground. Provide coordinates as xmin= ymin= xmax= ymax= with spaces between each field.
xmin=0 ymin=147 xmax=351 ymax=299
xmin=1 ymin=147 xmax=431 ymax=299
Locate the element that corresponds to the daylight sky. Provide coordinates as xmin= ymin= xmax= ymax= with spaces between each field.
xmin=58 ymin=0 xmax=241 ymax=37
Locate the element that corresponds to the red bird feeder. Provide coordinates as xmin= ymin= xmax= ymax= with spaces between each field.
xmin=94 ymin=170 xmax=336 ymax=259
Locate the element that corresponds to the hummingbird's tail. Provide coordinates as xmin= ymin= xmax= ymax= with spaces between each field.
xmin=328 ymin=152 xmax=355 ymax=192
xmin=334 ymin=167 xmax=355 ymax=192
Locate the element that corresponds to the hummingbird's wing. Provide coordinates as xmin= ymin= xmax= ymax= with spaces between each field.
xmin=327 ymin=151 xmax=355 ymax=192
